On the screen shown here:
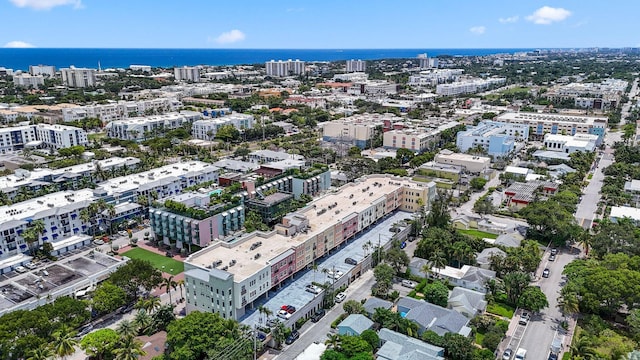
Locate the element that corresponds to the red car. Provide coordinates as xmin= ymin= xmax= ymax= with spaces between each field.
xmin=281 ymin=305 xmax=296 ymax=314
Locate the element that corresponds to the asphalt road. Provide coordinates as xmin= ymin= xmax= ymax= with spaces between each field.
xmin=511 ymin=247 xmax=580 ymax=359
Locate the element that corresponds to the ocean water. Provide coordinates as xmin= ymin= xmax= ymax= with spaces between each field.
xmin=0 ymin=48 xmax=538 ymax=71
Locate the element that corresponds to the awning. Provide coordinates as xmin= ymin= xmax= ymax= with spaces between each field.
xmin=42 ymin=236 xmax=48 ymax=241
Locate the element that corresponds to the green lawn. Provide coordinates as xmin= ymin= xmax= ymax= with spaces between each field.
xmin=457 ymin=229 xmax=498 ymax=239
xmin=486 ymin=302 xmax=515 ymax=319
xmin=121 ymin=247 xmax=184 ymax=275
xmin=500 ymin=86 xmax=530 ymax=95
xmin=475 ymin=331 xmax=485 ymax=345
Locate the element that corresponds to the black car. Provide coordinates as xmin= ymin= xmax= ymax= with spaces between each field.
xmin=548 ymin=353 xmax=558 ymax=360
xmin=311 ymin=309 xmax=326 ymax=322
xmin=549 ymin=254 xmax=556 ymax=261
xmin=285 ymin=330 xmax=300 ymax=345
xmin=345 ymin=258 xmax=358 ymax=265
xmin=542 ymin=268 xmax=550 ymax=278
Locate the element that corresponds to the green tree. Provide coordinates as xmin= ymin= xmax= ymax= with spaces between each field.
xmin=80 ymin=328 xmax=119 ymax=360
xmin=116 ymin=320 xmax=138 ymax=340
xmin=108 ymin=259 xmax=163 ymax=299
xmin=342 ymin=300 xmax=365 ymax=315
xmin=384 ymin=247 xmax=410 ymax=273
xmin=359 ymin=330 xmax=379 ymax=352
xmin=348 ymin=146 xmax=362 ymax=157
xmin=426 ymin=190 xmax=451 ymax=228
xmin=443 ymin=333 xmax=474 ymax=360
xmin=503 ymin=271 xmax=531 ymax=306
xmin=395 ymin=148 xmax=415 ymax=164
xmin=373 ymin=263 xmax=395 ymax=297
xmin=26 ymin=345 xmax=54 ymax=360
xmin=113 ymin=335 xmax=146 ymax=360
xmin=51 ymin=326 xmax=78 ymax=359
xmin=469 ymin=177 xmax=487 ymax=191
xmin=92 ymin=282 xmax=127 ymax=314
xmin=338 ymin=335 xmax=373 ymax=358
xmin=423 ymin=280 xmax=450 ymax=307
xmin=517 ymin=286 xmax=549 ymax=312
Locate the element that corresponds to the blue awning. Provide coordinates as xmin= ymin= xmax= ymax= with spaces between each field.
xmin=51 ymin=226 xmax=57 ymax=231
xmin=42 ymin=236 xmax=48 ymax=241
xmin=52 ymin=234 xmax=59 ymax=238
xmin=71 ymin=214 xmax=77 ymax=219
xmin=19 ymin=244 xmax=26 ymax=248
xmin=73 ymin=227 xmax=79 ymax=231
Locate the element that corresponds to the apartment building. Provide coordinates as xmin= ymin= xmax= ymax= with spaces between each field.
xmin=417 ymin=53 xmax=430 ymax=69
xmin=322 ymin=113 xmax=401 ymax=149
xmin=105 ymin=111 xmax=202 ymax=141
xmin=456 ymin=121 xmax=529 ymax=157
xmin=93 ymin=161 xmax=219 ymax=205
xmin=435 ymin=78 xmax=506 ymax=96
xmin=183 ymin=175 xmax=436 ymax=319
xmin=150 ymin=191 xmax=245 ymax=249
xmin=434 ymin=150 xmax=490 ymax=174
xmin=0 ymin=124 xmax=87 ymax=153
xmin=265 ymin=59 xmax=306 ymax=77
xmin=191 ymin=113 xmax=255 ymax=140
xmin=174 ymin=66 xmax=201 ymax=82
xmin=62 ymin=98 xmax=181 ymax=123
xmin=60 ymin=67 xmax=97 ymax=88
xmin=13 ymin=74 xmax=45 ymax=88
xmin=34 ymin=124 xmax=88 ymax=149
xmin=496 ymin=112 xmax=608 ymax=138
xmin=247 ymin=150 xmax=304 ymax=164
xmin=333 ymin=72 xmax=368 ymax=82
xmin=346 ymin=60 xmax=366 ymax=73
xmin=29 ymin=65 xmax=56 ymax=77
xmin=348 ymin=80 xmax=397 ymax=96
xmin=384 ymin=129 xmax=439 ymax=153
xmin=545 ymin=79 xmax=627 ymax=110
xmin=0 ymin=189 xmax=96 ymax=260
xmin=543 ymin=133 xmax=599 ymax=154
xmin=408 ymin=69 xmax=464 ymax=86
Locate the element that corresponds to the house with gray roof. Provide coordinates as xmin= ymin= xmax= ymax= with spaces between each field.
xmin=377 ymin=328 xmax=445 ymax=360
xmin=363 ymin=297 xmax=393 ymax=317
xmin=408 ymin=257 xmax=430 ymax=278
xmin=448 ymin=287 xmax=487 ymax=318
xmin=397 ymin=297 xmax=471 ymax=337
xmin=337 ymin=314 xmax=374 ymax=336
xmin=495 ymin=231 xmax=524 ymax=248
xmin=476 ymin=247 xmax=505 ymax=270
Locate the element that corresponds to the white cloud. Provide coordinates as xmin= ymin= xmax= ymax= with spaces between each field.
xmin=469 ymin=26 xmax=486 ymax=35
xmin=212 ymin=29 xmax=246 ymax=44
xmin=4 ymin=41 xmax=35 ymax=48
xmin=9 ymin=0 xmax=82 ymax=10
xmin=526 ymin=6 xmax=571 ymax=25
xmin=499 ymin=16 xmax=519 ymax=24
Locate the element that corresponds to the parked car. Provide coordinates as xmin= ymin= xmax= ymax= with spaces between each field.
xmin=311 ymin=309 xmax=326 ymax=322
xmin=76 ymin=325 xmax=93 ymax=338
xmin=327 ymin=270 xmax=344 ymax=279
xmin=93 ymin=239 xmax=105 ymax=245
xmin=400 ymin=241 xmax=407 ymax=249
xmin=24 ymin=262 xmax=37 ymax=270
xmin=266 ymin=318 xmax=280 ymax=327
xmin=502 ymin=348 xmax=513 ymax=360
xmin=345 ymin=258 xmax=358 ymax=265
xmin=550 ymin=248 xmax=558 ymax=255
xmin=549 ymin=254 xmax=556 ymax=261
xmin=401 ymin=280 xmax=417 ymax=288
xmin=15 ymin=266 xmax=26 ymax=273
xmin=306 ymin=284 xmax=321 ymax=294
xmin=285 ymin=330 xmax=300 ymax=345
xmin=548 ymin=353 xmax=558 ymax=360
xmin=41 ymin=269 xmax=49 ymax=276
xmin=518 ymin=312 xmax=530 ymax=325
xmin=542 ymin=268 xmax=550 ymax=278
xmin=335 ymin=292 xmax=347 ymax=303
xmin=277 ymin=309 xmax=292 ymax=320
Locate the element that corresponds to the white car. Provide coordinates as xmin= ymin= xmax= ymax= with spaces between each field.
xmin=335 ymin=292 xmax=347 ymax=303
xmin=15 ymin=266 xmax=26 ymax=273
xmin=277 ymin=309 xmax=292 ymax=320
xmin=93 ymin=239 xmax=105 ymax=245
xmin=25 ymin=262 xmax=37 ymax=270
xmin=306 ymin=284 xmax=321 ymax=294
xmin=401 ymin=280 xmax=417 ymax=288
xmin=327 ymin=270 xmax=344 ymax=280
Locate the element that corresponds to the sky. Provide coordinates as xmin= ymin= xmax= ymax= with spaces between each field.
xmin=0 ymin=0 xmax=638 ymax=49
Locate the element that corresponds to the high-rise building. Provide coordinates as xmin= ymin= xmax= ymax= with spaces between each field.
xmin=417 ymin=53 xmax=430 ymax=69
xmin=29 ymin=64 xmax=56 ymax=77
xmin=346 ymin=59 xmax=366 ymax=72
xmin=13 ymin=74 xmax=45 ymax=88
xmin=174 ymin=66 xmax=201 ymax=82
xmin=265 ymin=59 xmax=306 ymax=77
xmin=60 ymin=67 xmax=97 ymax=88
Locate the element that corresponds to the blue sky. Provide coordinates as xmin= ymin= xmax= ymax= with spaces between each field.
xmin=1 ymin=0 xmax=637 ymax=49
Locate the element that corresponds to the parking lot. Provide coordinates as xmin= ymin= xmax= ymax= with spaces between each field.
xmin=240 ymin=211 xmax=411 ymax=328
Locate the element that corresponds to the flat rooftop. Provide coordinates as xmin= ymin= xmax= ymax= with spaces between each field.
xmin=497 ymin=112 xmax=607 ymax=124
xmin=0 ymin=189 xmax=95 ymax=224
xmin=96 ymin=161 xmax=218 ymax=196
xmin=188 ymin=175 xmax=431 ymax=281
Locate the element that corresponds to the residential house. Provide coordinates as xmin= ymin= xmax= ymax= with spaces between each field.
xmin=337 ymin=314 xmax=374 ymax=336
xmin=397 ymin=297 xmax=471 ymax=336
xmin=363 ymin=297 xmax=393 ymax=317
xmin=475 ymin=247 xmax=506 ymax=270
xmin=448 ymin=287 xmax=487 ymax=318
xmin=377 ymin=328 xmax=445 ymax=360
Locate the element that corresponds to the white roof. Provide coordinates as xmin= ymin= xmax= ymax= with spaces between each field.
xmin=0 ymin=189 xmax=95 ymax=223
xmin=505 ymin=166 xmax=531 ymax=176
xmin=610 ymin=206 xmax=640 ymax=221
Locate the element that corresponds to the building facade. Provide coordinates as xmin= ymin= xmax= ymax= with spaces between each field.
xmin=174 ymin=66 xmax=201 ymax=82
xmin=29 ymin=65 xmax=56 ymax=77
xmin=496 ymin=112 xmax=608 ymax=138
xmin=543 ymin=133 xmax=599 ymax=154
xmin=105 ymin=111 xmax=203 ymax=141
xmin=62 ymin=98 xmax=181 ymax=123
xmin=60 ymin=67 xmax=97 ymax=88
xmin=434 ymin=150 xmax=490 ymax=174
xmin=13 ymin=74 xmax=45 ymax=88
xmin=191 ymin=113 xmax=255 ymax=140
xmin=265 ymin=60 xmax=305 ymax=77
xmin=34 ymin=124 xmax=88 ymax=149
xmin=346 ymin=60 xmax=366 ymax=72
xmin=456 ymin=120 xmax=529 ymax=157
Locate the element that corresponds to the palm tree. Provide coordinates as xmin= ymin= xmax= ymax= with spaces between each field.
xmin=133 ymin=310 xmax=152 ymax=336
xmin=362 ymin=242 xmax=369 ymax=257
xmin=558 ymin=292 xmax=580 ymax=318
xmin=80 ymin=209 xmax=92 ymax=236
xmin=51 ymin=326 xmax=78 ymax=359
xmin=106 ymin=204 xmax=117 ymax=236
xmin=163 ymin=276 xmax=177 ymax=304
xmin=325 ymin=333 xmax=341 ymax=349
xmin=23 ymin=219 xmax=45 ymax=256
xmin=257 ymin=305 xmax=266 ymax=324
xmin=577 ymin=229 xmax=591 ymax=256
xmin=116 ymin=320 xmax=138 ymax=339
xmin=176 ymin=279 xmax=185 ymax=300
xmin=263 ymin=307 xmax=273 ymax=324
xmin=145 ymin=296 xmax=161 ymax=313
xmin=26 ymin=345 xmax=54 ymax=360
xmin=571 ymin=334 xmax=597 ymax=359
xmin=428 ymin=250 xmax=448 ymax=276
xmin=113 ymin=335 xmax=146 ymax=360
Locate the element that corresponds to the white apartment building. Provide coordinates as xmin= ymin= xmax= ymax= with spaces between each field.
xmin=265 ymin=59 xmax=306 ymax=77
xmin=34 ymin=124 xmax=88 ymax=149
xmin=174 ymin=66 xmax=201 ymax=82
xmin=383 ymin=122 xmax=459 ymax=153
xmin=29 ymin=65 xmax=56 ymax=77
xmin=13 ymin=74 xmax=45 ymax=88
xmin=130 ymin=65 xmax=152 ymax=73
xmin=434 ymin=150 xmax=491 ymax=174
xmin=183 ymin=174 xmax=437 ymax=320
xmin=62 ymin=98 xmax=182 ymax=123
xmin=496 ymin=112 xmax=608 ymax=138
xmin=322 ymin=113 xmax=396 ymax=149
xmin=333 ymin=72 xmax=369 ymax=82
xmin=0 ymin=189 xmax=96 ymax=260
xmin=0 ymin=126 xmax=37 ymax=154
xmin=346 ymin=60 xmax=366 ymax=72
xmin=417 ymin=53 xmax=430 ymax=69
xmin=105 ymin=111 xmax=203 ymax=141
xmin=543 ymin=133 xmax=599 ymax=154
xmin=60 ymin=67 xmax=97 ymax=88
xmin=247 ymin=150 xmax=304 ymax=164
xmin=93 ymin=161 xmax=219 ymax=205
xmin=436 ymin=78 xmax=506 ymax=96
xmin=192 ymin=113 xmax=255 ymax=140
xmin=456 ymin=121 xmax=529 ymax=157
xmin=409 ymin=69 xmax=464 ymax=86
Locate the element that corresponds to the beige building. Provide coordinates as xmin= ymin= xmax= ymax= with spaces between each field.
xmin=434 ymin=150 xmax=490 ymax=174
